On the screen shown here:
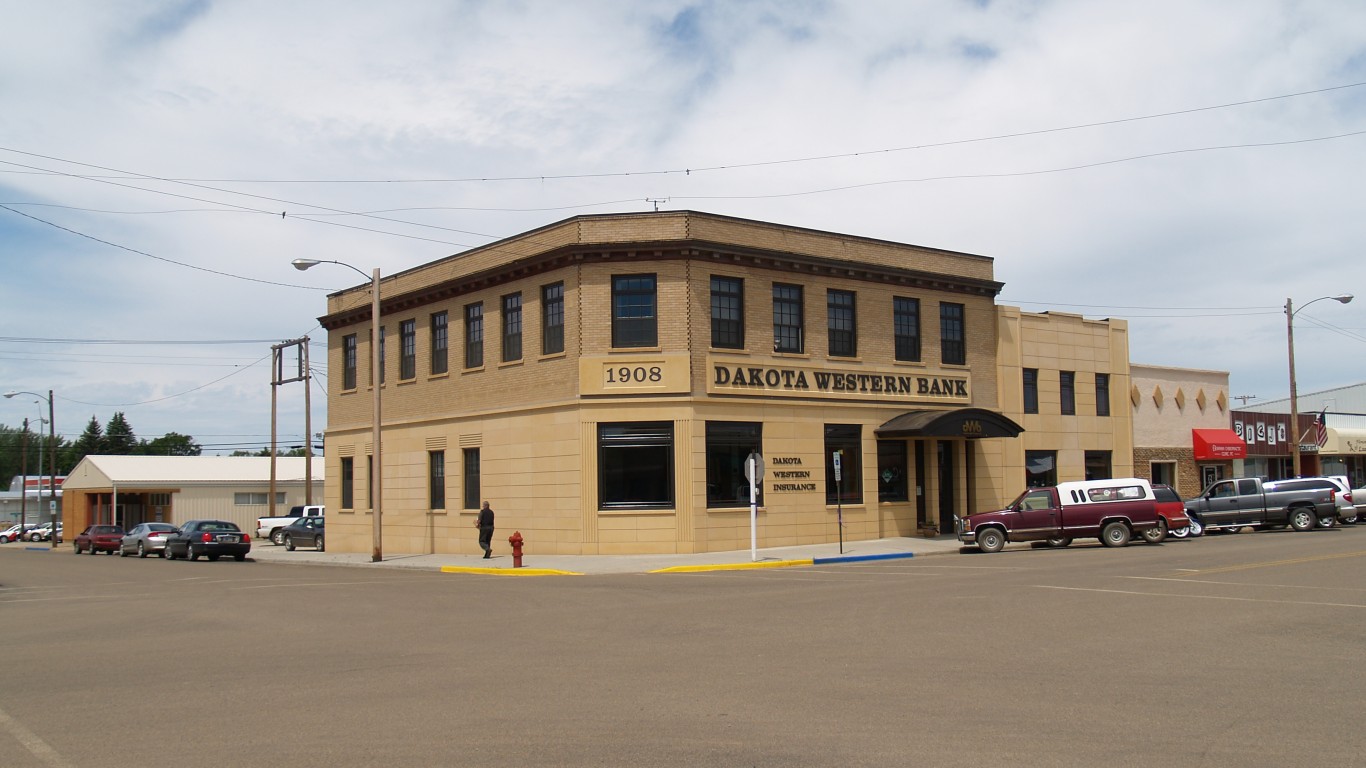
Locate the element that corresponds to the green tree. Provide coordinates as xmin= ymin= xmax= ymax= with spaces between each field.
xmin=67 ymin=415 xmax=106 ymax=467
xmin=139 ymin=433 xmax=202 ymax=456
xmin=104 ymin=412 xmax=137 ymax=455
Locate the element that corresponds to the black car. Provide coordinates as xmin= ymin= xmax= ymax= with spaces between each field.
xmin=281 ymin=516 xmax=325 ymax=551
xmin=165 ymin=520 xmax=251 ymax=562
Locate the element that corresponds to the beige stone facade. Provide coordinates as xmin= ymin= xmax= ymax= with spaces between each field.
xmin=318 ymin=211 xmax=1136 ymax=555
xmin=1129 ymin=364 xmax=1233 ymax=495
xmin=996 ymin=307 xmax=1134 ymax=487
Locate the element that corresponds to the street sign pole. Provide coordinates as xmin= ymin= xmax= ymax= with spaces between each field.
xmin=833 ymin=451 xmax=844 ymax=554
xmin=746 ymin=451 xmax=763 ymax=562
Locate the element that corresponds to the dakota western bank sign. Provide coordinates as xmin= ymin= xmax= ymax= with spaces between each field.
xmin=707 ymin=357 xmax=970 ymax=404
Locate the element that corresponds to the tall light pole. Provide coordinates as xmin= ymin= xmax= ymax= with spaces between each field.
xmin=293 ymin=258 xmax=384 ymax=562
xmin=1286 ymin=293 xmax=1353 ymax=478
xmin=5 ymin=390 xmax=56 ymax=549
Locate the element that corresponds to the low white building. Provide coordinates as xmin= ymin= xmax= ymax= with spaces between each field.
xmin=61 ymin=456 xmax=324 ymax=535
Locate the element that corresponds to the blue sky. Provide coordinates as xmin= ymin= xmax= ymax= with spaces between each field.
xmin=2 ymin=0 xmax=1364 ymax=451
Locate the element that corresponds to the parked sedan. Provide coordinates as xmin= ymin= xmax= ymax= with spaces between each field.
xmin=164 ymin=520 xmax=251 ymax=562
xmin=74 ymin=525 xmax=126 ymax=555
xmin=119 ymin=523 xmax=180 ymax=558
xmin=1 ymin=524 xmax=25 ymax=543
xmin=281 ymin=516 xmax=324 ymax=551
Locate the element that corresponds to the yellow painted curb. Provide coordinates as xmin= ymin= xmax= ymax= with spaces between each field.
xmin=440 ymin=566 xmax=582 ymax=576
xmin=650 ymin=559 xmax=813 ymax=574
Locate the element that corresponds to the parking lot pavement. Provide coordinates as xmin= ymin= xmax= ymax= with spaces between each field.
xmin=243 ymin=533 xmax=965 ymax=575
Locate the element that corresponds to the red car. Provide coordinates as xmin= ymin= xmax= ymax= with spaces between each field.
xmin=74 ymin=525 xmax=125 ymax=555
xmin=1144 ymin=484 xmax=1190 ymax=543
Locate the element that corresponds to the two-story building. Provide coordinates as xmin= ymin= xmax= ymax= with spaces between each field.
xmin=317 ymin=211 xmax=1137 ymax=555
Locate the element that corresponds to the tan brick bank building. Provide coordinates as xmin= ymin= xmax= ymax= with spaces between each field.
xmin=318 ymin=211 xmax=1131 ymax=555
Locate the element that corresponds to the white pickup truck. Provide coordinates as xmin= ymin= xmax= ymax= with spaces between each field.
xmin=256 ymin=505 xmax=324 ymax=545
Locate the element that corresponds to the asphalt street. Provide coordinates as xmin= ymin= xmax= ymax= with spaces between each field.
xmin=3 ymin=527 xmax=1365 ymax=767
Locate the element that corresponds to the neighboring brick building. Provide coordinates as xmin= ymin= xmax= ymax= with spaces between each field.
xmin=316 ymin=211 xmax=1134 ymax=556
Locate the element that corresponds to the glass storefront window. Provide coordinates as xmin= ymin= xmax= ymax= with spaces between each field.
xmin=599 ymin=422 xmax=674 ymax=509
xmin=706 ymin=422 xmax=761 ymax=507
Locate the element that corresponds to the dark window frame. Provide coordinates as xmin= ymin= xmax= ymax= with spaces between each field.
xmin=773 ymin=283 xmax=804 ymax=354
xmin=399 ymin=318 xmax=416 ymax=380
xmin=341 ymin=457 xmax=354 ymax=509
xmin=1023 ymin=368 xmax=1039 ymax=414
xmin=940 ymin=302 xmax=965 ymax=365
xmin=893 ymin=297 xmax=921 ymax=362
xmin=824 ymin=424 xmax=863 ymax=505
xmin=465 ymin=303 xmax=483 ymax=369
xmin=705 ymin=421 xmax=762 ymax=508
xmin=827 ymin=289 xmax=856 ymax=357
xmin=502 ymin=292 xmax=522 ymax=363
xmin=542 ymin=282 xmax=565 ymax=355
xmin=710 ymin=276 xmax=745 ymax=349
xmin=877 ymin=440 xmax=909 ymax=502
xmin=1060 ymin=371 xmax=1076 ymax=415
xmin=463 ymin=448 xmax=481 ymax=510
xmin=611 ymin=274 xmax=658 ymax=348
xmin=431 ymin=311 xmax=448 ymax=375
xmin=1095 ymin=373 xmax=1111 ymax=417
xmin=342 ymin=334 xmax=357 ymax=390
xmin=598 ymin=422 xmax=675 ymax=510
xmin=429 ymin=450 xmax=445 ymax=510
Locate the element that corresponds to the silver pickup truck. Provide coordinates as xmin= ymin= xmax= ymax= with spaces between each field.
xmin=1183 ymin=477 xmax=1337 ymax=534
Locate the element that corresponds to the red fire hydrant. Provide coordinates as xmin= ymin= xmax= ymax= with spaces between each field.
xmin=508 ymin=531 xmax=524 ymax=568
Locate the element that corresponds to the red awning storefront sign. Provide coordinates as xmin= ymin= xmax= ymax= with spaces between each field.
xmin=1192 ymin=429 xmax=1247 ymax=460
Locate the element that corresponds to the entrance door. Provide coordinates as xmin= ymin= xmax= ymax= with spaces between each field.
xmin=938 ymin=441 xmax=955 ymax=533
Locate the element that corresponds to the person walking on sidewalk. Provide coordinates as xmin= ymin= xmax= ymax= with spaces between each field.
xmin=475 ymin=500 xmax=495 ymax=559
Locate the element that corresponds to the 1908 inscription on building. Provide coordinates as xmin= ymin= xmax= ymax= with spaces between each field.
xmin=707 ymin=357 xmax=970 ymax=404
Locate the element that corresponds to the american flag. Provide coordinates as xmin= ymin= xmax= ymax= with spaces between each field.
xmin=1314 ymin=409 xmax=1328 ymax=447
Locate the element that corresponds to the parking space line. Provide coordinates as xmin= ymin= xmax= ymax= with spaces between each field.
xmin=1034 ymin=584 xmax=1366 ymax=608
xmin=1125 ymin=576 xmax=1366 ymax=592
xmin=0 ymin=706 xmax=76 ymax=768
xmin=1171 ymin=550 xmax=1366 ymax=576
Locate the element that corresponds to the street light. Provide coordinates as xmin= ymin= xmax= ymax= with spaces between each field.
xmin=5 ymin=390 xmax=56 ymax=549
xmin=293 ymin=258 xmax=384 ymax=562
xmin=1285 ymin=293 xmax=1353 ymax=477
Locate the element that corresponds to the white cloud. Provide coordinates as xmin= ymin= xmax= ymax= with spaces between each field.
xmin=1 ymin=0 xmax=1364 ymax=449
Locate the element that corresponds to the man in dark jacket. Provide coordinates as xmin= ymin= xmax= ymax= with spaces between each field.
xmin=476 ymin=501 xmax=495 ymax=559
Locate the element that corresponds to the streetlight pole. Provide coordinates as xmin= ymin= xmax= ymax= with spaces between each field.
xmin=293 ymin=258 xmax=383 ymax=562
xmin=5 ymin=390 xmax=56 ymax=549
xmin=1286 ymin=294 xmax=1353 ymax=478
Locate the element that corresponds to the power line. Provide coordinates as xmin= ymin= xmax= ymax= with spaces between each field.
xmin=3 ymin=81 xmax=1361 ymax=184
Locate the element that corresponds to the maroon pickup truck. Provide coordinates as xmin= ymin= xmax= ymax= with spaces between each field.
xmin=958 ymin=478 xmax=1161 ymax=553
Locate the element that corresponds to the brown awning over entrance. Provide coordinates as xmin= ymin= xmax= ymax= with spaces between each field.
xmin=875 ymin=408 xmax=1025 ymax=439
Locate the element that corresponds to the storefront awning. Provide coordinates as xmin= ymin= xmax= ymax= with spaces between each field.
xmin=1192 ymin=428 xmax=1247 ymax=460
xmin=875 ymin=408 xmax=1024 ymax=439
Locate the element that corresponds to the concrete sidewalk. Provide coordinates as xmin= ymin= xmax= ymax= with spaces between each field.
xmin=246 ymin=534 xmax=967 ymax=575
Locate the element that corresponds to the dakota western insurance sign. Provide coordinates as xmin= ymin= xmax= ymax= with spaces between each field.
xmin=706 ymin=356 xmax=970 ymax=404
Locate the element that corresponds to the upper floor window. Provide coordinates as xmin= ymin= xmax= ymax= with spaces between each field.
xmin=542 ymin=282 xmax=564 ymax=355
xmin=1060 ymin=371 xmax=1076 ymax=415
xmin=773 ymin=284 xmax=804 ymax=354
xmin=893 ymin=297 xmax=920 ymax=362
xmin=1023 ymin=368 xmax=1039 ymax=414
xmin=399 ymin=319 xmax=416 ymax=380
xmin=431 ymin=311 xmax=448 ymax=375
xmin=612 ymin=275 xmax=657 ymax=348
xmin=940 ymin=302 xmax=965 ymax=365
xmin=710 ymin=276 xmax=744 ymax=349
xmin=827 ymin=289 xmax=856 ymax=357
xmin=465 ymin=303 xmax=483 ymax=369
xmin=1095 ymin=373 xmax=1111 ymax=417
xmin=502 ymin=293 xmax=522 ymax=362
xmin=343 ymin=334 xmax=357 ymax=390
